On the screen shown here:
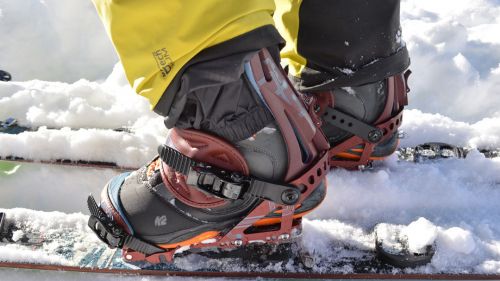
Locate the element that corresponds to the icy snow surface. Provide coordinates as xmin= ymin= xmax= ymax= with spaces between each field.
xmin=1 ymin=0 xmax=500 ymax=280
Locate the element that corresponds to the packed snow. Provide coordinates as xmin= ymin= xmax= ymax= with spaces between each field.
xmin=1 ymin=0 xmax=500 ymax=280
xmin=375 ymin=218 xmax=438 ymax=254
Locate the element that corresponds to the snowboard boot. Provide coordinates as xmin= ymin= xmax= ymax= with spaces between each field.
xmin=299 ymin=72 xmax=410 ymax=169
xmin=87 ymin=49 xmax=330 ymax=264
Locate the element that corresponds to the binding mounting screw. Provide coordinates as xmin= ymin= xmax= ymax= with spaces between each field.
xmin=125 ymin=254 xmax=133 ymax=260
xmin=368 ymin=129 xmax=383 ymax=143
xmin=282 ymin=189 xmax=300 ymax=205
xmin=233 ymin=240 xmax=243 ymax=246
xmin=279 ymin=234 xmax=290 ymax=240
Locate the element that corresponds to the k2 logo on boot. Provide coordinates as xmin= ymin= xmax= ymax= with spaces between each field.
xmin=154 ymin=215 xmax=167 ymax=227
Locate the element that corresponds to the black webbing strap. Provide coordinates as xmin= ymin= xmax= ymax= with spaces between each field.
xmin=158 ymin=144 xmax=195 ymax=175
xmin=0 ymin=212 xmax=6 ymax=239
xmin=87 ymin=195 xmax=164 ymax=255
xmin=322 ymin=107 xmax=384 ymax=143
xmin=158 ymin=144 xmax=300 ymax=205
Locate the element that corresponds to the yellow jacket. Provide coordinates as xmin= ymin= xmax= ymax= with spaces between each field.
xmin=92 ymin=0 xmax=278 ymax=109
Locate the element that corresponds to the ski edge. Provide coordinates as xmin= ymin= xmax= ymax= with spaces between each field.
xmin=1 ymin=262 xmax=500 ymax=280
xmin=0 ymin=157 xmax=136 ymax=171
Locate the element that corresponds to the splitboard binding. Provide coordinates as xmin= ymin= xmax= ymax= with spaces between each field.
xmin=86 ymin=144 xmax=328 ymax=265
xmin=87 ymin=49 xmax=330 ymax=266
xmin=299 ymin=71 xmax=411 ymax=170
xmin=398 ymin=142 xmax=468 ymax=162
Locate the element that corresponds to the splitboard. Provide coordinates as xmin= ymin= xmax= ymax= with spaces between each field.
xmin=0 ymin=210 xmax=499 ymax=280
xmin=0 ymin=157 xmax=135 ymax=171
xmin=1 ymin=142 xmax=499 ymax=278
xmin=1 ymin=147 xmax=499 ymax=278
xmin=0 ymin=117 xmax=137 ymax=171
xmin=0 ymin=142 xmax=498 ymax=173
xmin=0 ymin=117 xmax=132 ymax=134
xmin=0 ymin=209 xmax=419 ymax=277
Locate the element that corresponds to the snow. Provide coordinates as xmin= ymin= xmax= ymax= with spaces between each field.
xmin=304 ymin=152 xmax=500 ymax=273
xmin=402 ymin=0 xmax=500 ymax=122
xmin=0 ymin=64 xmax=162 ymax=130
xmin=374 ymin=218 xmax=438 ymax=255
xmin=400 ymin=109 xmax=500 ymax=148
xmin=1 ymin=0 xmax=500 ymax=279
xmin=0 ymin=127 xmax=161 ymax=168
xmin=0 ymin=208 xmax=96 ymax=266
xmin=0 ymin=64 xmax=167 ymax=168
xmin=402 ymin=218 xmax=438 ymax=253
xmin=439 ymin=227 xmax=476 ymax=255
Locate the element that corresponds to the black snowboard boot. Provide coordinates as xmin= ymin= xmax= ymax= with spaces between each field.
xmin=88 ymin=49 xmax=330 ymax=264
xmin=301 ymin=73 xmax=410 ymax=169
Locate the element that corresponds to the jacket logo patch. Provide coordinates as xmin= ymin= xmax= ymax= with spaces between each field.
xmin=154 ymin=215 xmax=167 ymax=227
xmin=153 ymin=48 xmax=174 ymax=79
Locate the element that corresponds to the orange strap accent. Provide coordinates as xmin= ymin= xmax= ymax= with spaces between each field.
xmin=158 ymin=231 xmax=219 ymax=249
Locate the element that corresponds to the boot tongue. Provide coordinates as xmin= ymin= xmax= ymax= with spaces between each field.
xmin=160 ymin=128 xmax=250 ymax=208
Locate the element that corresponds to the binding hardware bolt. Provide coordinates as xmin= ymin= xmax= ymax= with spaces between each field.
xmin=279 ymin=234 xmax=290 ymax=240
xmin=368 ymin=129 xmax=383 ymax=143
